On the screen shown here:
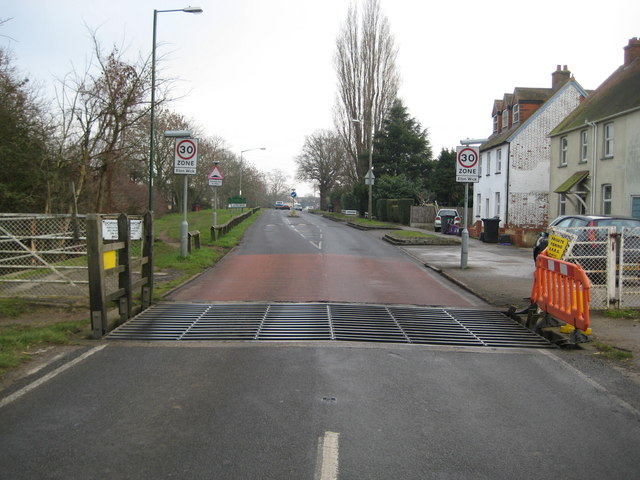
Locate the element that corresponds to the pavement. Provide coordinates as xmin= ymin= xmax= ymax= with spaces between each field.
xmin=384 ymin=229 xmax=640 ymax=378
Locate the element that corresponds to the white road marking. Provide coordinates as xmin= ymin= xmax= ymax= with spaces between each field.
xmin=0 ymin=345 xmax=107 ymax=409
xmin=284 ymin=216 xmax=323 ymax=250
xmin=315 ymin=431 xmax=340 ymax=480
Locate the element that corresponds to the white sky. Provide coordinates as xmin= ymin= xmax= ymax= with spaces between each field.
xmin=2 ymin=0 xmax=639 ymax=196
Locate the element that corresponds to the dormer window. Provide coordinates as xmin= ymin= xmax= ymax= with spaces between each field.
xmin=512 ymin=104 xmax=520 ymax=124
xmin=492 ymin=115 xmax=498 ymax=133
xmin=502 ymin=109 xmax=509 ymax=132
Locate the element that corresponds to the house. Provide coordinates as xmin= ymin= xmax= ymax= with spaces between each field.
xmin=549 ymin=38 xmax=640 ymax=218
xmin=474 ymin=66 xmax=589 ymax=246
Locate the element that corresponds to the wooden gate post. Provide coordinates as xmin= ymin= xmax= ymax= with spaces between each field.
xmin=86 ymin=214 xmax=107 ymax=339
xmin=141 ymin=211 xmax=154 ymax=309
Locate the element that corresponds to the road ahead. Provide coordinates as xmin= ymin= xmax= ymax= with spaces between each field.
xmin=168 ymin=209 xmax=480 ymax=306
xmin=2 ymin=210 xmax=640 ymax=479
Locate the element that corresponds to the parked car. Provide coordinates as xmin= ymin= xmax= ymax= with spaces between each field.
xmin=533 ymin=214 xmax=640 ymax=261
xmin=294 ymin=203 xmax=302 ymax=211
xmin=434 ymin=209 xmax=461 ymax=232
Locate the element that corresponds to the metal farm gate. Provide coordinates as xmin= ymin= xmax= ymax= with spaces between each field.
xmin=0 ymin=214 xmax=88 ymax=300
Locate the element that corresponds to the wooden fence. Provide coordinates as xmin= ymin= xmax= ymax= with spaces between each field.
xmin=86 ymin=213 xmax=153 ymax=339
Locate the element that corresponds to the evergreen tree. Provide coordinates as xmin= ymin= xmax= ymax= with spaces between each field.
xmin=430 ymin=148 xmax=465 ymax=206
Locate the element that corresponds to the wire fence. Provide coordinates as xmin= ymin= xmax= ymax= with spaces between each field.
xmin=548 ymin=225 xmax=640 ymax=309
xmin=0 ymin=213 xmax=89 ymax=301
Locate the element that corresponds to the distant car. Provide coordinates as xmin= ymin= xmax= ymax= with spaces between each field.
xmin=294 ymin=203 xmax=302 ymax=211
xmin=533 ymin=214 xmax=640 ymax=261
xmin=434 ymin=209 xmax=461 ymax=232
xmin=275 ymin=201 xmax=284 ymax=209
xmin=281 ymin=204 xmax=290 ymax=210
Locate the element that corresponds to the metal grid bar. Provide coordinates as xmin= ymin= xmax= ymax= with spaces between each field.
xmin=107 ymin=303 xmax=554 ymax=348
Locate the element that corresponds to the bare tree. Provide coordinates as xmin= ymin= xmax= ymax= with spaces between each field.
xmin=265 ymin=169 xmax=290 ymax=207
xmin=334 ymin=0 xmax=400 ymax=186
xmin=295 ymin=130 xmax=346 ymax=211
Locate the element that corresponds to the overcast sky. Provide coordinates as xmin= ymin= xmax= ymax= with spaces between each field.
xmin=2 ymin=0 xmax=639 ymax=196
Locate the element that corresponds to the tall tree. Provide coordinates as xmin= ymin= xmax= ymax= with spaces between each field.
xmin=430 ymin=148 xmax=464 ymax=206
xmin=373 ymin=99 xmax=433 ymax=183
xmin=295 ymin=130 xmax=346 ymax=211
xmin=0 ymin=48 xmax=51 ymax=212
xmin=333 ymin=0 xmax=399 ymax=188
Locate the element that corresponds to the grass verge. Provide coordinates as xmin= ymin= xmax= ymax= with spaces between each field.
xmin=592 ymin=341 xmax=633 ymax=362
xmin=0 ymin=208 xmax=260 ymax=380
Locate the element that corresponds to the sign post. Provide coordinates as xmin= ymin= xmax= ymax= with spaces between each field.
xmin=174 ymin=138 xmax=198 ymax=257
xmin=208 ymin=164 xmax=224 ymax=234
xmin=456 ymin=146 xmax=480 ymax=269
xmin=291 ymin=189 xmax=297 ymax=216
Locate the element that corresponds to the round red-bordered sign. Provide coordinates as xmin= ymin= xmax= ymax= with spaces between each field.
xmin=176 ymin=139 xmax=197 ymax=160
xmin=457 ymin=147 xmax=478 ymax=168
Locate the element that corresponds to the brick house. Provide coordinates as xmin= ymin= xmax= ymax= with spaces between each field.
xmin=473 ymin=67 xmax=589 ymax=246
xmin=548 ymin=38 xmax=640 ymax=218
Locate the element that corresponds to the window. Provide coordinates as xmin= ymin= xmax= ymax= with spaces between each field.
xmin=502 ymin=109 xmax=509 ymax=132
xmin=496 ymin=149 xmax=502 ymax=173
xmin=485 ymin=198 xmax=490 ymax=217
xmin=495 ymin=192 xmax=501 ymax=218
xmin=476 ymin=194 xmax=481 ymax=217
xmin=492 ymin=115 xmax=498 ymax=134
xmin=560 ymin=137 xmax=568 ymax=166
xmin=580 ymin=130 xmax=588 ymax=163
xmin=512 ymin=104 xmax=519 ymax=124
xmin=486 ymin=151 xmax=491 ymax=175
xmin=632 ymin=196 xmax=640 ymax=219
xmin=604 ymin=122 xmax=614 ymax=158
xmin=478 ymin=153 xmax=483 ymax=176
xmin=602 ymin=184 xmax=612 ymax=215
xmin=559 ymin=194 xmax=566 ymax=215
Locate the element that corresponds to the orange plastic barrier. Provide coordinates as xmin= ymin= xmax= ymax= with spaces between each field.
xmin=531 ymin=252 xmax=591 ymax=332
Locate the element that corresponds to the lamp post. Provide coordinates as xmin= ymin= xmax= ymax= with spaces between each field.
xmin=148 ymin=6 xmax=203 ymax=213
xmin=239 ymin=147 xmax=266 ymax=197
xmin=352 ymin=118 xmax=374 ymax=218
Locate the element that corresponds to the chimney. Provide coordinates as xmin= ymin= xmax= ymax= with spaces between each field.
xmin=552 ymin=65 xmax=571 ymax=91
xmin=624 ymin=37 xmax=640 ymax=66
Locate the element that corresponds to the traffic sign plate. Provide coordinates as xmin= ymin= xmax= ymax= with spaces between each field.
xmin=174 ymin=138 xmax=198 ymax=175
xmin=456 ymin=146 xmax=479 ymax=183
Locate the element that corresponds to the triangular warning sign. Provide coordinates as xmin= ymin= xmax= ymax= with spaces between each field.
xmin=208 ymin=165 xmax=224 ymax=180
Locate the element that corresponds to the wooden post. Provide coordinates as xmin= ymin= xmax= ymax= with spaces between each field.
xmin=141 ymin=211 xmax=154 ymax=309
xmin=86 ymin=214 xmax=107 ymax=338
xmin=117 ymin=214 xmax=133 ymax=323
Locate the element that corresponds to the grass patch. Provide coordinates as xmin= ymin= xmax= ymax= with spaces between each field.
xmin=321 ymin=211 xmax=398 ymax=228
xmin=592 ymin=341 xmax=633 ymax=362
xmin=0 ymin=298 xmax=30 ymax=318
xmin=0 ymin=320 xmax=89 ymax=376
xmin=603 ymin=309 xmax=640 ymax=320
xmin=388 ymin=230 xmax=435 ymax=238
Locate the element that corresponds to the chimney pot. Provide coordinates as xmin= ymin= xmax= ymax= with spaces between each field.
xmin=624 ymin=37 xmax=640 ymax=66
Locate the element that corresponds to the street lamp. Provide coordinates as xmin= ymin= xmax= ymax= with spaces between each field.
xmin=352 ymin=118 xmax=374 ymax=218
xmin=148 ymin=6 xmax=203 ymax=213
xmin=239 ymin=147 xmax=266 ymax=197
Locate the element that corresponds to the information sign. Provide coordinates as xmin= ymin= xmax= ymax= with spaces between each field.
xmin=174 ymin=138 xmax=198 ymax=175
xmin=456 ymin=146 xmax=480 ymax=183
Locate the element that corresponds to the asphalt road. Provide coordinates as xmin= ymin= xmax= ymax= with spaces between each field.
xmin=2 ymin=342 xmax=640 ymax=479
xmin=168 ymin=209 xmax=481 ymax=306
xmin=2 ymin=210 xmax=640 ymax=479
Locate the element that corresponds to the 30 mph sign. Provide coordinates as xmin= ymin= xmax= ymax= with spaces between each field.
xmin=174 ymin=138 xmax=198 ymax=175
xmin=456 ymin=146 xmax=479 ymax=183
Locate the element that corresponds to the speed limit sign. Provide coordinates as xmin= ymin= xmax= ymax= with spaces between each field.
xmin=174 ymin=138 xmax=198 ymax=175
xmin=456 ymin=146 xmax=479 ymax=183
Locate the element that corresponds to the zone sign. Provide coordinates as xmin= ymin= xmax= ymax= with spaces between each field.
xmin=174 ymin=138 xmax=198 ymax=175
xmin=456 ymin=146 xmax=479 ymax=183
